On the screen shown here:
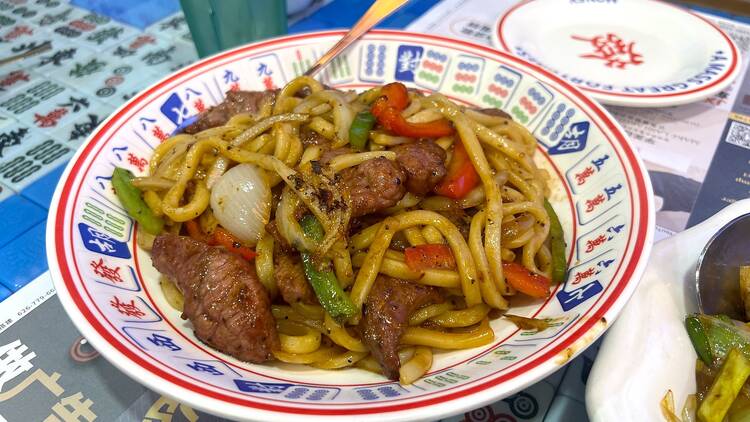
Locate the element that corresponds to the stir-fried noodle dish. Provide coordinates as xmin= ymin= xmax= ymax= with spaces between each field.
xmin=112 ymin=76 xmax=567 ymax=384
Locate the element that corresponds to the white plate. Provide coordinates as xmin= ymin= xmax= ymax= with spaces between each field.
xmin=492 ymin=0 xmax=741 ymax=107
xmin=586 ymin=198 xmax=750 ymax=421
xmin=46 ymin=30 xmax=654 ymax=421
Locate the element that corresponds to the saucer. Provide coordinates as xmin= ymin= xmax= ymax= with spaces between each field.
xmin=493 ymin=0 xmax=741 ymax=107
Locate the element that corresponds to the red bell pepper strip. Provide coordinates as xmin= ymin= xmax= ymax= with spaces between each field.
xmin=371 ymin=82 xmax=455 ymax=138
xmin=404 ymin=244 xmax=456 ymax=271
xmin=184 ymin=220 xmax=257 ymax=261
xmin=502 ymin=262 xmax=551 ymax=299
xmin=210 ymin=227 xmax=258 ymax=261
xmin=184 ymin=219 xmax=209 ymax=243
xmin=434 ymin=139 xmax=480 ymax=199
xmin=372 ymin=82 xmax=409 ymax=114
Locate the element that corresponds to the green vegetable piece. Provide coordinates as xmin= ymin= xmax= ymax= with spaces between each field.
xmin=699 ymin=314 xmax=750 ymax=363
xmin=741 ymin=266 xmax=750 ymax=322
xmin=300 ymin=253 xmax=357 ymax=323
xmin=728 ymin=395 xmax=750 ymax=422
xmin=111 ymin=167 xmax=164 ymax=235
xmin=686 ymin=315 xmax=713 ymax=365
xmin=299 ymin=215 xmax=356 ymax=322
xmin=300 ymin=214 xmax=325 ymax=242
xmin=543 ymin=199 xmax=567 ymax=284
xmin=698 ymin=347 xmax=750 ymax=422
xmin=718 ymin=314 xmax=734 ymax=324
xmin=349 ymin=111 xmax=376 ymax=150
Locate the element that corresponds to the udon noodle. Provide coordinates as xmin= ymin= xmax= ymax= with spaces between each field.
xmin=129 ymin=76 xmax=558 ymax=385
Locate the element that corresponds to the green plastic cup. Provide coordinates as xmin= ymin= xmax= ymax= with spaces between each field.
xmin=180 ymin=0 xmax=288 ymax=58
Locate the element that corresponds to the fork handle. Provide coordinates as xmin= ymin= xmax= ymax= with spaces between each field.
xmin=304 ymin=0 xmax=409 ymax=77
xmin=0 ymin=41 xmax=51 ymax=67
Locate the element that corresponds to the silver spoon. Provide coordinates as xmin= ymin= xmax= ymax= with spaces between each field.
xmin=696 ymin=212 xmax=750 ymax=320
xmin=304 ymin=0 xmax=409 ymax=77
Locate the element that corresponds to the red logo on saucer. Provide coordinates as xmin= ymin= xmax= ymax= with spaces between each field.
xmin=571 ymin=33 xmax=643 ymax=69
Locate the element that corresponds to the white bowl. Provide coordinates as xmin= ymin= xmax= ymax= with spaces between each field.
xmin=47 ymin=30 xmax=654 ymax=421
xmin=586 ymin=198 xmax=750 ymax=421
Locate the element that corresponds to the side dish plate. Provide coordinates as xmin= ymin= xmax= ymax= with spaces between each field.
xmin=493 ymin=0 xmax=741 ymax=107
xmin=587 ymin=198 xmax=750 ymax=421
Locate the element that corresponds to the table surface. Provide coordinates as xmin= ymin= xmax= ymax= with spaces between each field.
xmin=0 ymin=0 xmax=747 ymax=421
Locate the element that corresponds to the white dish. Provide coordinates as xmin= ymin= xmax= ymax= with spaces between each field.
xmin=46 ymin=30 xmax=655 ymax=421
xmin=586 ymin=198 xmax=750 ymax=421
xmin=492 ymin=0 xmax=741 ymax=107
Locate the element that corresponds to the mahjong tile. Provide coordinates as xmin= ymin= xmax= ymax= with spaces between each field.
xmin=48 ymin=10 xmax=135 ymax=52
xmin=65 ymin=58 xmax=155 ymax=107
xmin=0 ymin=78 xmax=71 ymax=119
xmin=132 ymin=38 xmax=198 ymax=78
xmin=0 ymin=135 xmax=74 ymax=191
xmin=0 ymin=67 xmax=38 ymax=95
xmin=47 ymin=54 xmax=112 ymax=89
xmin=0 ymin=12 xmax=19 ymax=30
xmin=0 ymin=21 xmax=46 ymax=56
xmin=76 ymin=21 xmax=139 ymax=52
xmin=145 ymin=12 xmax=191 ymax=42
xmin=0 ymin=0 xmax=69 ymax=21
xmin=28 ymin=40 xmax=95 ymax=74
xmin=48 ymin=103 xmax=114 ymax=149
xmin=32 ymin=5 xmax=86 ymax=29
xmin=0 ymin=118 xmax=46 ymax=162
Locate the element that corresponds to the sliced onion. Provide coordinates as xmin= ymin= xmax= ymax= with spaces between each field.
xmin=276 ymin=186 xmax=316 ymax=252
xmin=210 ymin=163 xmax=271 ymax=245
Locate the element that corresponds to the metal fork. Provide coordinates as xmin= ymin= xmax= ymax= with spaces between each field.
xmin=304 ymin=0 xmax=409 ymax=77
xmin=0 ymin=41 xmax=52 ymax=67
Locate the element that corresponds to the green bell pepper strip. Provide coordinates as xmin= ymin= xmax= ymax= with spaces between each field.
xmin=348 ymin=111 xmax=376 ymax=150
xmin=685 ymin=315 xmax=713 ymax=365
xmin=699 ymin=314 xmax=750 ymax=363
xmin=698 ymin=347 xmax=750 ymax=422
xmin=111 ymin=167 xmax=164 ymax=235
xmin=301 ymin=213 xmax=325 ymax=241
xmin=299 ymin=215 xmax=357 ymax=322
xmin=543 ymin=199 xmax=567 ymax=284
